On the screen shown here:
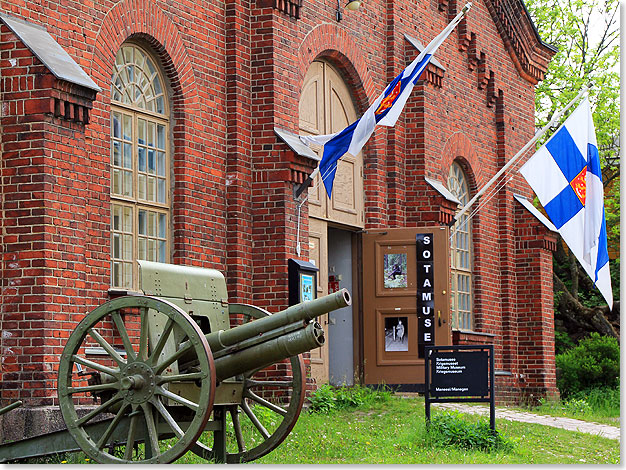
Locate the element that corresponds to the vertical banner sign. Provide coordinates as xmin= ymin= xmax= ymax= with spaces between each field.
xmin=416 ymin=233 xmax=435 ymax=358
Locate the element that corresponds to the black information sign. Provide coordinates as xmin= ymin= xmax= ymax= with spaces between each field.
xmin=416 ymin=233 xmax=434 ymax=358
xmin=430 ymin=350 xmax=489 ymax=397
xmin=425 ymin=345 xmax=495 ymax=432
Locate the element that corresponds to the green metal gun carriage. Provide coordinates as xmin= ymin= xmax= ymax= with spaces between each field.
xmin=0 ymin=261 xmax=351 ymax=464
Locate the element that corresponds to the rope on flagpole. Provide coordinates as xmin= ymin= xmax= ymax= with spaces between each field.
xmin=295 ymin=162 xmax=339 ymax=255
xmin=449 ymin=84 xmax=592 ymax=241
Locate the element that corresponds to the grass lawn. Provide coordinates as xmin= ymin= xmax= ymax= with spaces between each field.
xmin=17 ymin=394 xmax=620 ymax=465
xmin=175 ymin=395 xmax=619 ymax=464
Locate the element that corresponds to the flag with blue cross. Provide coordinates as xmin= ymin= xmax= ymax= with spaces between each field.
xmin=520 ymin=97 xmax=612 ymax=308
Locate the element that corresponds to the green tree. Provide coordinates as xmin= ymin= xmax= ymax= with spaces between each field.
xmin=525 ymin=0 xmax=620 ymax=341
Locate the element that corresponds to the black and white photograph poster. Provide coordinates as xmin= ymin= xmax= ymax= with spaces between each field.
xmin=384 ymin=316 xmax=408 ymax=351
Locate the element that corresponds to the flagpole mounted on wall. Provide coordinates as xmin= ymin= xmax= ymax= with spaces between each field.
xmin=450 ymin=83 xmax=592 ymax=239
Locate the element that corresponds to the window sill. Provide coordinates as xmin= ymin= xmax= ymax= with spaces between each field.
xmin=108 ymin=288 xmax=143 ymax=298
xmin=452 ymin=329 xmax=495 ymax=345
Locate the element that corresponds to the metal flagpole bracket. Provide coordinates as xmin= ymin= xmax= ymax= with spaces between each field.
xmin=294 ymin=173 xmax=315 ymax=199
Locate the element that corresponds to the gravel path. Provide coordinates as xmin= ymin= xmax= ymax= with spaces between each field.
xmin=431 ymin=402 xmax=620 ymax=440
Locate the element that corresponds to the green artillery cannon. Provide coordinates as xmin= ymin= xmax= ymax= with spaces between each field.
xmin=0 ymin=260 xmax=351 ymax=464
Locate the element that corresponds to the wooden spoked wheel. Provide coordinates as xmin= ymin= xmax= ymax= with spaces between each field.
xmin=190 ymin=303 xmax=306 ymax=463
xmin=57 ymin=296 xmax=215 ymax=464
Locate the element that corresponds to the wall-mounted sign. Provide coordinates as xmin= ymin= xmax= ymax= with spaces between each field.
xmin=288 ymin=258 xmax=319 ymax=306
xmin=300 ymin=273 xmax=315 ymax=301
xmin=416 ymin=233 xmax=434 ymax=357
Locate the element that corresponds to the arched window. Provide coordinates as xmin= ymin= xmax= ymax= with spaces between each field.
xmin=448 ymin=162 xmax=472 ymax=330
xmin=110 ymin=43 xmax=170 ymax=289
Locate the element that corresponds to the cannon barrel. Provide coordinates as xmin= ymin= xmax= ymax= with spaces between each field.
xmin=206 ymin=288 xmax=351 ymax=354
xmin=172 ymin=289 xmax=350 ymax=380
xmin=213 ymin=320 xmax=325 ymax=381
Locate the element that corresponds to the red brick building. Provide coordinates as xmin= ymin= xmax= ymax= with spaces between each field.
xmin=1 ymin=0 xmax=557 ymax=431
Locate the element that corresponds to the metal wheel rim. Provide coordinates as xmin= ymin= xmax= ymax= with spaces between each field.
xmin=190 ymin=303 xmax=306 ymax=463
xmin=57 ymin=296 xmax=215 ymax=464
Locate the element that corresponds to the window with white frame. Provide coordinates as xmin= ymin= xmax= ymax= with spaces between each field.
xmin=110 ymin=43 xmax=170 ymax=289
xmin=447 ymin=162 xmax=472 ymax=330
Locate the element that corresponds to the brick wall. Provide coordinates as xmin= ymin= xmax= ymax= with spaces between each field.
xmin=1 ymin=0 xmax=556 ymax=408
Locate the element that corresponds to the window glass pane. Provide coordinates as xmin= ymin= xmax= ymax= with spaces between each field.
xmin=147 ymin=149 xmax=156 ymax=174
xmin=123 ymin=263 xmax=132 ymax=288
xmin=147 ymin=122 xmax=155 ymax=147
xmin=138 ymin=238 xmax=146 ymax=260
xmin=113 ymin=142 xmax=121 ymax=166
xmin=138 ymin=210 xmax=146 ymax=235
xmin=113 ymin=169 xmax=121 ymax=194
xmin=123 ymin=115 xmax=132 ymax=141
xmin=123 ymin=143 xmax=132 ymax=169
xmin=113 ymin=262 xmax=120 ymax=286
xmin=112 ymin=205 xmax=121 ymax=230
xmin=157 ymin=151 xmax=165 ymax=177
xmin=123 ymin=206 xmax=132 ymax=232
xmin=113 ymin=233 xmax=121 ymax=258
xmin=112 ymin=112 xmax=121 ymax=138
xmin=159 ymin=213 xmax=166 ymax=238
xmin=158 ymin=240 xmax=166 ymax=262
xmin=158 ymin=179 xmax=165 ymax=204
xmin=138 ymin=119 xmax=146 ymax=145
xmin=138 ymin=147 xmax=146 ymax=172
xmin=148 ymin=212 xmax=156 ymax=237
xmin=123 ymin=170 xmax=133 ymax=196
xmin=157 ymin=125 xmax=165 ymax=150
xmin=138 ymin=174 xmax=146 ymax=200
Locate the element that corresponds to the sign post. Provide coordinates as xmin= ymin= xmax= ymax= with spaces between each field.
xmin=424 ymin=345 xmax=495 ymax=432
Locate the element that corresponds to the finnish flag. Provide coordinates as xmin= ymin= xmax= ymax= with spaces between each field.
xmin=301 ymin=3 xmax=471 ymax=198
xmin=520 ymin=97 xmax=612 ymax=308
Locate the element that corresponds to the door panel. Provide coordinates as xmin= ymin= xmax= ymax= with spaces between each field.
xmin=308 ymin=217 xmax=329 ymax=383
xmin=362 ymin=227 xmax=451 ymax=386
xmin=300 ymin=62 xmax=325 ymax=219
xmin=325 ymin=64 xmax=363 ymax=227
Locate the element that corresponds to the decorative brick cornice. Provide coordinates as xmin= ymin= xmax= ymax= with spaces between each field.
xmin=484 ymin=0 xmax=557 ymax=84
xmin=258 ymin=0 xmax=302 ymax=19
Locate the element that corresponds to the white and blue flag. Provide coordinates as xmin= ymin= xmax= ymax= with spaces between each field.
xmin=520 ymin=97 xmax=612 ymax=307
xmin=300 ymin=3 xmax=471 ymax=198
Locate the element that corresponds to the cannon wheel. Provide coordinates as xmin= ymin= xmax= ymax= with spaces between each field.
xmin=57 ymin=296 xmax=215 ymax=464
xmin=189 ymin=303 xmax=306 ymax=463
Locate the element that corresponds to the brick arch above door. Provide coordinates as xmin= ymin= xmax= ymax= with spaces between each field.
xmin=299 ymin=59 xmax=365 ymax=228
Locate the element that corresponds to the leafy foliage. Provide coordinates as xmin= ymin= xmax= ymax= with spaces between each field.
xmin=555 ymin=333 xmax=620 ymax=396
xmin=426 ymin=412 xmax=514 ymax=452
xmin=308 ymin=384 xmax=392 ymax=413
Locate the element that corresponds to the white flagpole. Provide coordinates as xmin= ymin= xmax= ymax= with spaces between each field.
xmin=450 ymin=84 xmax=591 ymax=235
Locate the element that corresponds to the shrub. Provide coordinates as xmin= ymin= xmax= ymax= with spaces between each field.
xmin=426 ymin=412 xmax=514 ymax=453
xmin=308 ymin=384 xmax=336 ymax=413
xmin=555 ymin=333 xmax=620 ymax=397
xmin=555 ymin=330 xmax=576 ymax=355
